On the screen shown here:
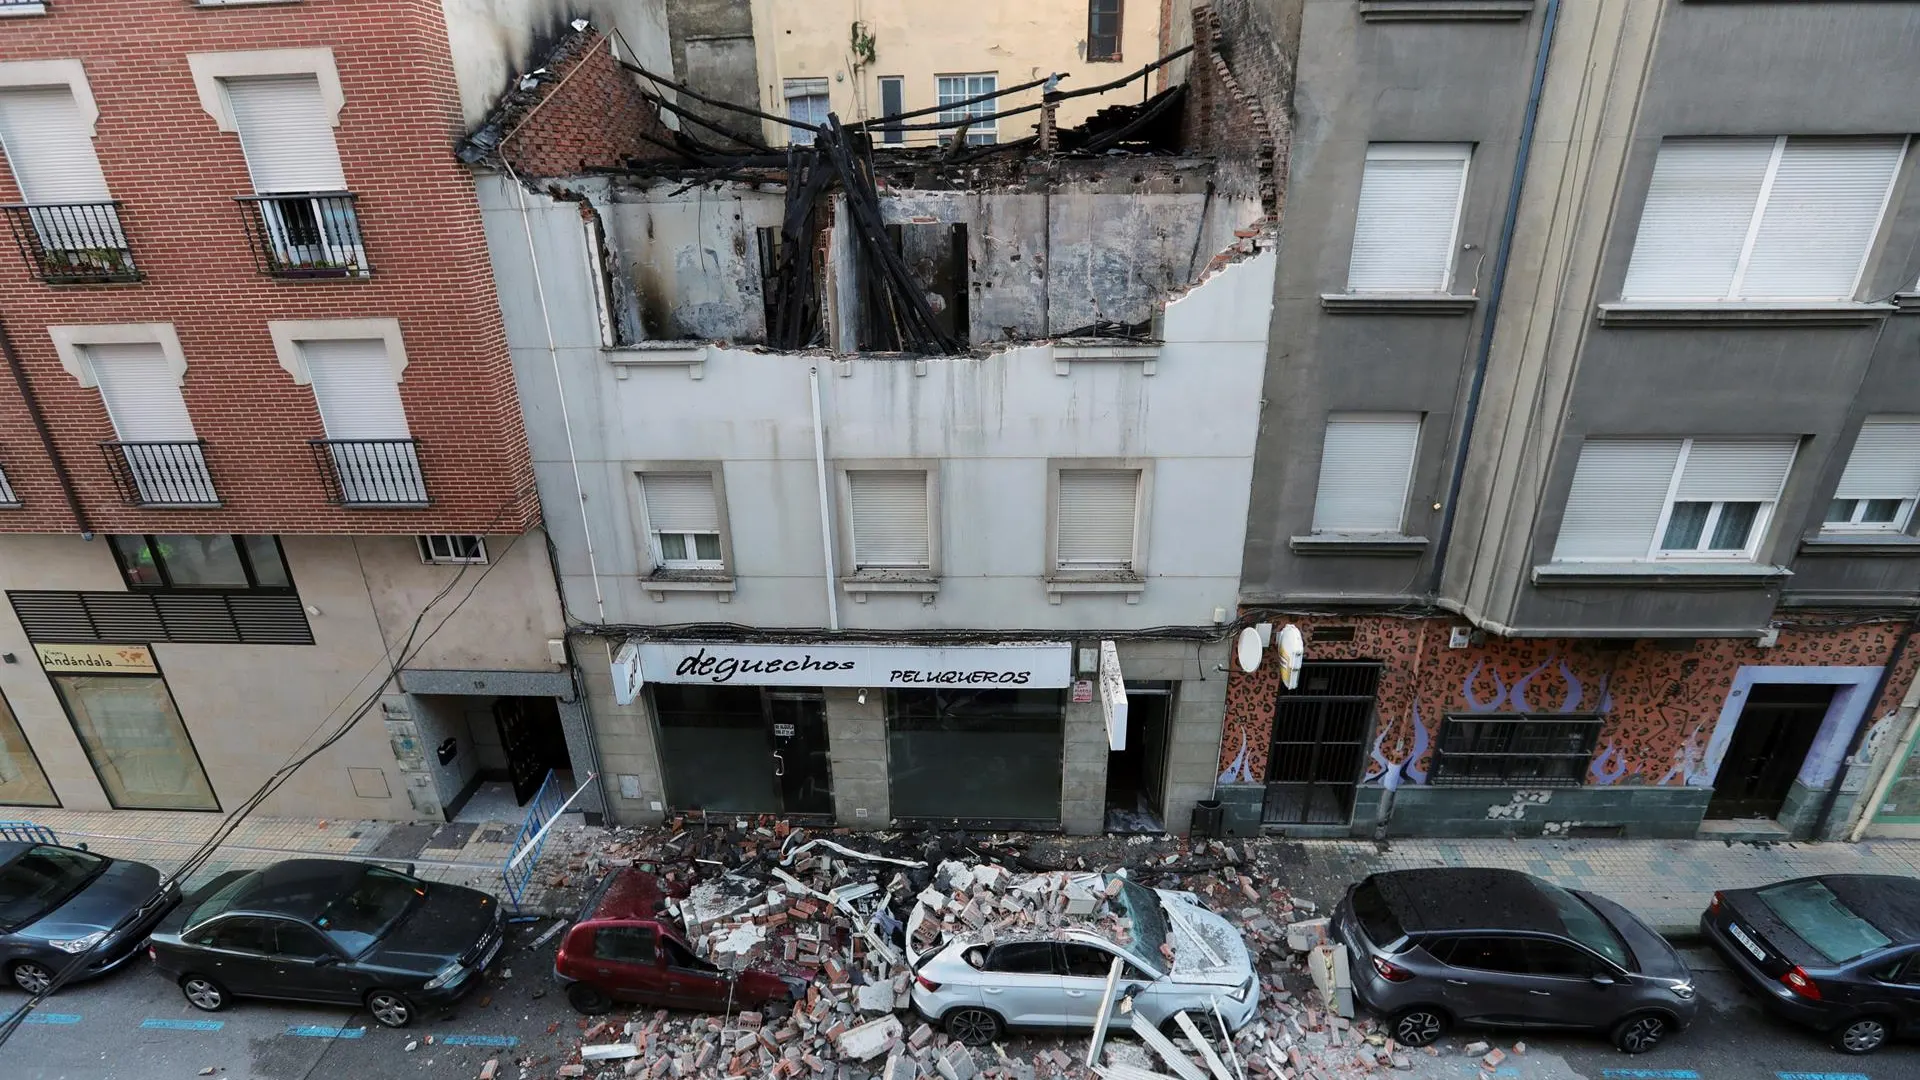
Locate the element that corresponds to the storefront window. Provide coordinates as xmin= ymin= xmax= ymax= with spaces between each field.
xmin=655 ymin=685 xmax=779 ymax=812
xmin=52 ymin=674 xmax=217 ymax=810
xmin=887 ymin=688 xmax=1064 ymax=822
xmin=0 ymin=690 xmax=57 ymax=807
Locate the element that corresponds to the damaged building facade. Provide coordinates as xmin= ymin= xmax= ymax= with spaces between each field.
xmin=466 ymin=8 xmax=1285 ymax=833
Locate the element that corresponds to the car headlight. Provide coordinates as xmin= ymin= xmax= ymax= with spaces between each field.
xmin=1669 ymin=982 xmax=1695 ymax=1000
xmin=422 ymin=961 xmax=465 ymax=990
xmin=1228 ymin=976 xmax=1254 ymax=1002
xmin=51 ymin=931 xmax=107 ymax=955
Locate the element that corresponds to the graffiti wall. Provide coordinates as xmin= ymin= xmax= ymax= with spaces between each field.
xmin=1218 ymin=615 xmax=1919 ymax=789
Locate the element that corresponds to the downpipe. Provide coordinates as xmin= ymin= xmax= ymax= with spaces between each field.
xmin=809 ymin=366 xmax=840 ymax=632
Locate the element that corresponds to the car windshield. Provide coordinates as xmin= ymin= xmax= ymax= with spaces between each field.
xmin=0 ymin=845 xmax=108 ymax=931
xmin=1351 ymin=880 xmax=1405 ymax=946
xmin=1757 ymin=879 xmax=1892 ymax=964
xmin=314 ymin=866 xmax=424 ymax=957
xmin=186 ymin=871 xmax=262 ymax=928
xmin=1110 ymin=876 xmax=1169 ymax=968
xmin=1539 ymin=882 xmax=1632 ymax=970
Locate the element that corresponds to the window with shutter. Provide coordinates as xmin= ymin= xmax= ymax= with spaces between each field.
xmin=1826 ymin=418 xmax=1920 ymax=533
xmin=1346 ymin=144 xmax=1471 ymax=293
xmin=1311 ymin=413 xmax=1421 ymax=533
xmin=640 ymin=472 xmax=724 ymax=569
xmin=88 ymin=342 xmax=213 ymax=507
xmin=848 ymin=470 xmax=930 ymax=569
xmin=0 ymin=86 xmax=108 ymax=203
xmin=1552 ymin=436 xmax=1798 ymax=563
xmin=300 ymin=338 xmax=420 ymax=505
xmin=1621 ymin=136 xmax=1906 ymax=302
xmin=1056 ymin=469 xmax=1139 ymax=571
xmin=223 ymin=75 xmax=344 ymax=194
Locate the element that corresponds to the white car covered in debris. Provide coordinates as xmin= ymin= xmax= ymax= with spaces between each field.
xmin=905 ymin=866 xmax=1259 ymax=1046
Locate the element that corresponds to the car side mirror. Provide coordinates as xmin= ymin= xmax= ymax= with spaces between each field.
xmin=1590 ymin=972 xmax=1616 ymax=987
xmin=313 ymin=954 xmax=339 ymax=967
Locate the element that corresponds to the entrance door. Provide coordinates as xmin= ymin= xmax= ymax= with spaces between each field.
xmin=1263 ymin=662 xmax=1381 ymax=826
xmin=493 ymin=696 xmax=571 ymax=806
xmin=1707 ymin=683 xmax=1836 ymax=820
xmin=1105 ymin=682 xmax=1172 ymax=832
xmin=767 ymin=692 xmax=834 ymax=815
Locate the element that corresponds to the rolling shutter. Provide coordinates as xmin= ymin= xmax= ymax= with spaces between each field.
xmin=300 ymin=339 xmax=408 ymax=439
xmin=1620 ymin=138 xmax=1773 ymax=301
xmin=1739 ymin=137 xmax=1905 ymax=301
xmin=1347 ymin=144 xmax=1470 ymax=293
xmin=1552 ymin=439 xmax=1682 ymax=561
xmin=1057 ymin=469 xmax=1139 ymax=569
xmin=640 ymin=473 xmax=719 ymax=533
xmin=0 ymin=86 xmax=109 ymax=202
xmin=87 ymin=343 xmax=194 ymax=441
xmin=1836 ymin=419 xmax=1920 ymax=501
xmin=848 ymin=470 xmax=930 ymax=568
xmin=1311 ymin=413 xmax=1420 ymax=532
xmin=223 ymin=75 xmax=345 ymax=193
xmin=1674 ymin=438 xmax=1799 ymax=501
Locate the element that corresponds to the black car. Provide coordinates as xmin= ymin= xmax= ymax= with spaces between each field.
xmin=1 ymin=841 xmax=179 ymax=995
xmin=1334 ymin=869 xmax=1697 ymax=1054
xmin=148 ymin=859 xmax=503 ymax=1027
xmin=1702 ymin=873 xmax=1920 ymax=1054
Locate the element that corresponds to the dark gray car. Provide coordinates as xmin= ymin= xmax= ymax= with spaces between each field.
xmin=1 ymin=841 xmax=180 ymax=994
xmin=1333 ymin=868 xmax=1697 ymax=1054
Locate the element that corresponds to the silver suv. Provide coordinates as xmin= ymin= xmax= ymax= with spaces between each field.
xmin=1334 ymin=868 xmax=1697 ymax=1054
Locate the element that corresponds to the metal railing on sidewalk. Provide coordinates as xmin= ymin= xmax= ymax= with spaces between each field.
xmin=502 ymin=771 xmax=598 ymax=913
xmin=0 ymin=821 xmax=58 ymax=845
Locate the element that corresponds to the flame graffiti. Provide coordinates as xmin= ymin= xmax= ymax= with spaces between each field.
xmin=1467 ymin=655 xmax=1589 ymax=714
xmin=1589 ymin=743 xmax=1627 ymax=785
xmin=1364 ymin=703 xmax=1432 ymax=788
xmin=1660 ymin=722 xmax=1711 ymax=787
xmin=1462 ymin=660 xmax=1508 ymax=712
xmin=1218 ymin=730 xmax=1255 ymax=785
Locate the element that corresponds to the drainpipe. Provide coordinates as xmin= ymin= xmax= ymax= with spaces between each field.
xmin=809 ymin=366 xmax=841 ymax=631
xmin=1813 ymin=614 xmax=1920 ymax=841
xmin=0 ymin=315 xmax=89 ymax=534
xmin=1426 ymin=0 xmax=1563 ymax=597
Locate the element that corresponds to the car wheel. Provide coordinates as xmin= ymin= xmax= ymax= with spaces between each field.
xmin=1832 ymin=1014 xmax=1891 ymax=1055
xmin=1389 ymin=1006 xmax=1446 ymax=1048
xmin=179 ymin=975 xmax=229 ymax=1012
xmin=567 ymin=982 xmax=614 ymax=1016
xmin=1162 ymin=1012 xmax=1228 ymax=1045
xmin=367 ymin=989 xmax=414 ymax=1028
xmin=943 ymin=1006 xmax=1002 ymax=1047
xmin=10 ymin=960 xmax=54 ymax=995
xmin=1611 ymin=1011 xmax=1672 ymax=1054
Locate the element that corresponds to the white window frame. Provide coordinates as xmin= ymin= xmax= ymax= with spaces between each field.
xmin=783 ymin=77 xmax=829 ymax=139
xmin=1822 ymin=417 xmax=1920 ymax=535
xmin=1047 ymin=459 xmax=1152 ymax=579
xmin=652 ymin=528 xmax=724 ymax=570
xmin=936 ymin=74 xmax=998 ymax=146
xmin=1310 ymin=412 xmax=1422 ymax=534
xmin=631 ymin=464 xmax=732 ymax=576
xmin=1824 ymin=497 xmax=1914 ymax=534
xmin=185 ymin=48 xmax=343 ymax=134
xmin=417 ymin=535 xmax=487 ymax=564
xmin=836 ymin=462 xmax=941 ymax=580
xmin=1645 ymin=439 xmax=1793 ymax=562
xmin=1346 ymin=143 xmax=1472 ymax=294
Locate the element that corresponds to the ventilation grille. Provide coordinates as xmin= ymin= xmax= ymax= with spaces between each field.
xmin=8 ymin=590 xmax=314 ymax=645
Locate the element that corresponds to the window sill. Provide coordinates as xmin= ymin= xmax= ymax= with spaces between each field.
xmin=1320 ymin=293 xmax=1478 ymax=315
xmin=1290 ymin=533 xmax=1429 ymax=555
xmin=607 ymin=343 xmax=707 ymax=380
xmin=1531 ymin=562 xmax=1792 ymax=588
xmin=1798 ymin=534 xmax=1920 ymax=557
xmin=1595 ymin=302 xmax=1895 ymax=327
xmin=841 ymin=574 xmax=941 ymax=603
xmin=642 ymin=572 xmax=734 ymax=602
xmin=192 ymin=0 xmax=303 ymax=7
xmin=1044 ymin=575 xmax=1146 ymax=604
xmin=1052 ymin=339 xmax=1161 ymax=375
xmin=1359 ymin=0 xmax=1534 ymax=20
xmin=1896 ymin=293 xmax=1920 ymax=316
xmin=0 ymin=2 xmax=46 ymax=15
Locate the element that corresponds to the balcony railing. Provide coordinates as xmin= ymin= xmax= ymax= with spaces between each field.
xmin=309 ymin=438 xmax=428 ymax=506
xmin=0 ymin=466 xmax=18 ymax=508
xmin=236 ymin=192 xmax=371 ymax=279
xmin=2 ymin=202 xmax=140 ymax=284
xmin=100 ymin=440 xmax=220 ymax=507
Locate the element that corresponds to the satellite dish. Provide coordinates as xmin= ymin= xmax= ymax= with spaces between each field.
xmin=1236 ymin=627 xmax=1262 ymax=673
xmin=1276 ymin=624 xmax=1306 ymax=690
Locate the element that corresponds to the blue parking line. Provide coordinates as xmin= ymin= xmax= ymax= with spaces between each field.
xmin=285 ymin=1025 xmax=365 ymax=1039
xmin=1779 ymin=1074 xmax=1871 ymax=1080
xmin=442 ymin=1034 xmax=519 ymax=1048
xmin=1602 ymin=1072 xmax=1701 ymax=1080
xmin=22 ymin=1013 xmax=81 ymax=1025
xmin=140 ymin=1018 xmax=224 ymax=1032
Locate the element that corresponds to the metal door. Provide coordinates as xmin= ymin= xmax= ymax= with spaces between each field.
xmin=766 ymin=692 xmax=833 ymax=815
xmin=493 ymin=697 xmax=549 ymax=805
xmin=1707 ymin=684 xmax=1835 ymax=819
xmin=1263 ymin=662 xmax=1381 ymax=825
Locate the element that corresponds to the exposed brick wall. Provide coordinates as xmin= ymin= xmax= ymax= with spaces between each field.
xmin=490 ymin=29 xmax=676 ymax=178
xmin=0 ymin=0 xmax=537 ymax=536
xmin=1180 ymin=0 xmax=1294 ymax=215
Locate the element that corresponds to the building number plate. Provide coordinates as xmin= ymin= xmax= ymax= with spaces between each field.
xmin=773 ymin=723 xmax=796 ymax=737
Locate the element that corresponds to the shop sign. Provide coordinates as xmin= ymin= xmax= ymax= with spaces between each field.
xmin=35 ymin=643 xmax=158 ymax=674
xmin=634 ymin=641 xmax=1072 ymax=689
xmin=1099 ymin=639 xmax=1128 ymax=752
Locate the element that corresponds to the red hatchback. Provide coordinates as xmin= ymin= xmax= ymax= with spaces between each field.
xmin=554 ymin=869 xmax=803 ymax=1015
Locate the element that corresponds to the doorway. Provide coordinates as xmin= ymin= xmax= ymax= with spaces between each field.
xmin=1708 ymin=683 xmax=1836 ymax=820
xmin=1105 ymin=681 xmax=1173 ymax=833
xmin=493 ymin=697 xmax=572 ymax=806
xmin=1262 ymin=661 xmax=1381 ymax=826
xmin=654 ymin=685 xmax=835 ymax=816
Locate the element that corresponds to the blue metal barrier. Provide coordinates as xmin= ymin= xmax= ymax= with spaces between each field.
xmin=0 ymin=822 xmax=57 ymax=845
xmin=501 ymin=771 xmax=574 ymax=913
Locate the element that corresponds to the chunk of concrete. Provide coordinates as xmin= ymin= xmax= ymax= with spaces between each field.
xmin=937 ymin=1043 xmax=977 ymax=1080
xmin=856 ymin=981 xmax=897 ymax=1013
xmin=583 ymin=1043 xmax=641 ymax=1061
xmin=837 ymin=1015 xmax=903 ymax=1062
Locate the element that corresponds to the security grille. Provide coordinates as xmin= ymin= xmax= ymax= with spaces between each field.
xmin=1263 ymin=661 xmax=1381 ymax=825
xmin=8 ymin=590 xmax=314 ymax=645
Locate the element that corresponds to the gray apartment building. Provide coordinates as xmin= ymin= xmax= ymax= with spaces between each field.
xmin=1219 ymin=0 xmax=1920 ymax=842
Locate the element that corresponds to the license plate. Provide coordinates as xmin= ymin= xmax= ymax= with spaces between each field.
xmin=480 ymin=935 xmax=504 ymax=970
xmin=1727 ymin=922 xmax=1767 ymax=962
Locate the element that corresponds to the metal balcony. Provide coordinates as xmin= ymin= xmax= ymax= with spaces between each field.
xmin=0 ymin=466 xmax=18 ymax=508
xmin=100 ymin=441 xmax=220 ymax=507
xmin=236 ymin=192 xmax=371 ymax=279
xmin=309 ymin=438 xmax=428 ymax=507
xmin=2 ymin=202 xmax=140 ymax=284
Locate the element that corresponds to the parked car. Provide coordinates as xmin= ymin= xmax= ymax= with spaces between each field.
xmin=554 ymin=868 xmax=806 ymax=1015
xmin=1701 ymin=873 xmax=1920 ymax=1054
xmin=148 ymin=858 xmax=502 ymax=1027
xmin=1 ymin=840 xmax=179 ymax=994
xmin=906 ymin=871 xmax=1259 ymax=1047
xmin=1334 ymin=868 xmax=1696 ymax=1054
